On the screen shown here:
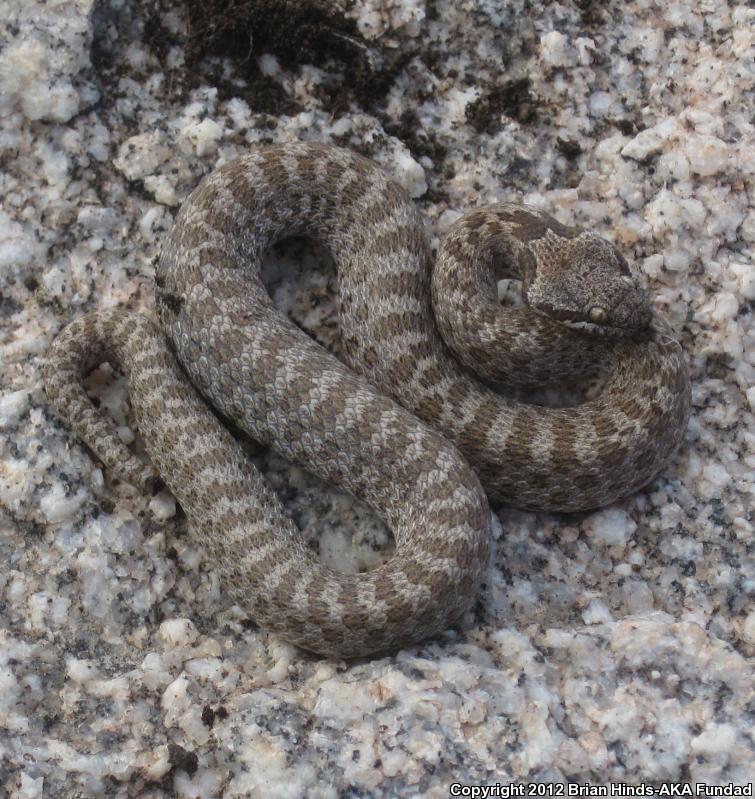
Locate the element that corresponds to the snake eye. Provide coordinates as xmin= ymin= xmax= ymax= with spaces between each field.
xmin=589 ymin=306 xmax=608 ymax=324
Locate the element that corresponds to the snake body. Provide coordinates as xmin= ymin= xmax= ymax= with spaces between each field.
xmin=43 ymin=143 xmax=690 ymax=657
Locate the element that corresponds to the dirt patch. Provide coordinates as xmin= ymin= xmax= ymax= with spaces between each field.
xmin=130 ymin=0 xmax=409 ymax=115
xmin=184 ymin=0 xmax=364 ymax=70
xmin=465 ymin=78 xmax=538 ymax=134
xmin=183 ymin=0 xmax=397 ymax=110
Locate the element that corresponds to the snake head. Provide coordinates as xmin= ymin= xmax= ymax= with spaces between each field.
xmin=523 ymin=230 xmax=653 ymax=335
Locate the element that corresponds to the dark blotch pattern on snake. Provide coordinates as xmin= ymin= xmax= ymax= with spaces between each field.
xmin=43 ymin=143 xmax=691 ymax=657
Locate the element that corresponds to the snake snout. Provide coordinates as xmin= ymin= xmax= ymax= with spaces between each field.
xmin=608 ymin=279 xmax=654 ymax=332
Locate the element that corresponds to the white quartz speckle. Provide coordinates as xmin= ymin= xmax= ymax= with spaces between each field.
xmin=685 ymin=133 xmax=731 ymax=177
xmin=0 ymin=390 xmax=31 ymax=428
xmin=178 ymin=118 xmax=224 ymax=157
xmin=0 ymin=212 xmax=47 ymax=273
xmin=159 ymin=618 xmax=199 ymax=648
xmin=113 ymin=131 xmax=173 ymax=181
xmin=13 ymin=772 xmax=45 ymax=799
xmin=38 ymin=483 xmax=88 ymax=524
xmin=0 ymin=1 xmax=95 ymax=124
xmin=539 ymin=31 xmax=576 ymax=70
xmin=386 ymin=142 xmax=428 ymax=198
xmin=585 ymin=508 xmax=637 ymax=548
xmin=149 ymin=491 xmax=177 ymax=520
xmin=353 ymin=0 xmax=425 ymax=39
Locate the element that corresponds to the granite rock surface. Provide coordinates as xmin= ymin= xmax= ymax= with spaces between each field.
xmin=1 ymin=0 xmax=753 ymax=796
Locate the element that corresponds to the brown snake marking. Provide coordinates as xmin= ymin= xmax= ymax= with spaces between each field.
xmin=43 ymin=142 xmax=691 ymax=657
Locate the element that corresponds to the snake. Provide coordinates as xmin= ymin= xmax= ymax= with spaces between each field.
xmin=43 ymin=142 xmax=691 ymax=657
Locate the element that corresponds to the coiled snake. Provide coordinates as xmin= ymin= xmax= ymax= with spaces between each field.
xmin=44 ymin=143 xmax=691 ymax=657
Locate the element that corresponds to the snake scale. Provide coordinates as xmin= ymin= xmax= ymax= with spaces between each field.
xmin=44 ymin=142 xmax=691 ymax=657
